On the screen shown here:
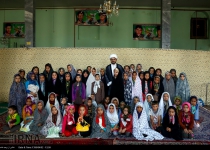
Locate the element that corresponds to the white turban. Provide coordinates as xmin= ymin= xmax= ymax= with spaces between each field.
xmin=110 ymin=54 xmax=117 ymax=59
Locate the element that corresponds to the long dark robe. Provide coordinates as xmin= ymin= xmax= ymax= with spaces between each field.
xmin=61 ymin=80 xmax=73 ymax=103
xmin=90 ymin=104 xmax=111 ymax=139
xmin=9 ymin=78 xmax=27 ymax=118
xmin=161 ymin=106 xmax=183 ymax=141
xmin=28 ymin=100 xmax=48 ymax=134
xmin=82 ymin=69 xmax=89 ymax=87
xmin=43 ymin=67 xmax=54 ymax=83
xmin=101 ymin=74 xmax=109 ymax=97
xmin=38 ymin=76 xmax=48 ymax=106
xmin=48 ymin=78 xmax=62 ymax=102
xmin=109 ymin=75 xmax=124 ymax=103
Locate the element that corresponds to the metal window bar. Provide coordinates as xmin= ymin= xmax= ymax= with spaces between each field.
xmin=206 ymin=83 xmax=210 ymax=105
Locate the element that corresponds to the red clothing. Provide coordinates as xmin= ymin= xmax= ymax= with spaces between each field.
xmin=62 ymin=114 xmax=78 ymax=136
xmin=119 ymin=114 xmax=133 ymax=133
xmin=142 ymin=81 xmax=153 ymax=102
xmin=178 ymin=111 xmax=194 ymax=130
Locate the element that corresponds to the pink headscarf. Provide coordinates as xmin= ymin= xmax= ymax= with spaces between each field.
xmin=181 ymin=102 xmax=191 ymax=123
xmin=66 ymin=104 xmax=75 ymax=124
xmin=182 ymin=102 xmax=191 ymax=111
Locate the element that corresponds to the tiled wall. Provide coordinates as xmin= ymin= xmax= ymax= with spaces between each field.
xmin=0 ymin=48 xmax=209 ymax=105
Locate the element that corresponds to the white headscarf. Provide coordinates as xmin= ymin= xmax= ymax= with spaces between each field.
xmin=86 ymin=67 xmax=98 ymax=97
xmin=45 ymin=92 xmax=60 ymax=114
xmin=45 ymin=104 xmax=62 ymax=127
xmin=143 ymin=94 xmax=154 ymax=121
xmin=158 ymin=92 xmax=173 ymax=120
xmin=133 ymin=102 xmax=164 ymax=141
xmin=93 ymin=78 xmax=101 ymax=94
xmin=130 ymin=75 xmax=143 ymax=102
xmin=106 ymin=103 xmax=119 ymax=124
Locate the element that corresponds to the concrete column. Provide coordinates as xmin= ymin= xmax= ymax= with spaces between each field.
xmin=161 ymin=0 xmax=171 ymax=49
xmin=25 ymin=0 xmax=35 ymax=47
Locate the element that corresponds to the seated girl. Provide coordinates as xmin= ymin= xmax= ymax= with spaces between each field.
xmin=20 ymin=96 xmax=36 ymax=132
xmin=60 ymin=97 xmax=68 ymax=116
xmin=143 ymin=94 xmax=154 ymax=125
xmin=28 ymin=100 xmax=48 ymax=135
xmin=45 ymin=92 xmax=60 ymax=114
xmin=132 ymin=102 xmax=164 ymax=141
xmin=173 ymin=96 xmax=182 ymax=115
xmin=102 ymin=96 xmax=110 ymax=110
xmin=76 ymin=104 xmax=91 ymax=137
xmin=85 ymin=97 xmax=96 ymax=131
xmin=130 ymin=96 xmax=140 ymax=115
xmin=107 ymin=103 xmax=119 ymax=137
xmin=118 ymin=105 xmax=133 ymax=137
xmin=111 ymin=97 xmax=122 ymax=120
xmin=178 ymin=102 xmax=194 ymax=139
xmin=40 ymin=105 xmax=62 ymax=138
xmin=189 ymin=96 xmax=201 ymax=129
xmin=90 ymin=104 xmax=111 ymax=139
xmin=119 ymin=101 xmax=126 ymax=112
xmin=161 ymin=106 xmax=183 ymax=141
xmin=62 ymin=104 xmax=78 ymax=137
xmin=158 ymin=92 xmax=173 ymax=120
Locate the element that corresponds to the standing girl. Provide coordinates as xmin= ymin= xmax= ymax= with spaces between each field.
xmin=67 ymin=64 xmax=77 ymax=81
xmin=148 ymin=67 xmax=155 ymax=82
xmin=86 ymin=67 xmax=97 ymax=97
xmin=18 ymin=69 xmax=27 ymax=83
xmin=170 ymin=69 xmax=178 ymax=88
xmin=43 ymin=63 xmax=54 ymax=82
xmin=9 ymin=74 xmax=27 ymax=118
xmin=61 ymin=72 xmax=73 ymax=103
xmin=27 ymin=66 xmax=40 ymax=82
xmin=82 ymin=69 xmax=90 ymax=87
xmin=38 ymin=73 xmax=48 ymax=106
xmin=58 ymin=67 xmax=65 ymax=84
xmin=142 ymin=71 xmax=153 ymax=102
xmin=123 ymin=72 xmax=132 ymax=106
xmin=130 ymin=71 xmax=143 ymax=102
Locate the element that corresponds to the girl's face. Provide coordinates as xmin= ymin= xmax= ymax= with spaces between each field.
xmin=165 ymin=73 xmax=171 ymax=80
xmin=97 ymin=107 xmax=103 ymax=116
xmin=123 ymin=108 xmax=129 ymax=115
xmin=79 ymin=106 xmax=86 ymax=116
xmin=180 ymin=74 xmax=185 ymax=81
xmin=132 ymin=73 xmax=137 ymax=80
xmin=65 ymin=74 xmax=70 ymax=81
xmin=123 ymin=73 xmax=128 ymax=80
xmin=105 ymin=97 xmax=110 ymax=104
xmin=137 ymin=65 xmax=141 ymax=70
xmin=76 ymin=76 xmax=81 ymax=82
xmin=69 ymin=107 xmax=75 ymax=114
xmin=30 ymin=74 xmax=35 ymax=80
xmin=152 ymin=104 xmax=158 ymax=111
xmin=120 ymin=102 xmax=125 ymax=109
xmin=100 ymin=69 xmax=105 ymax=76
xmin=134 ymin=98 xmax=139 ymax=104
xmin=37 ymin=102 xmax=43 ymax=110
xmin=39 ymin=75 xmax=45 ymax=82
xmin=61 ymin=98 xmax=67 ymax=105
xmin=26 ymin=98 xmax=32 ymax=106
xmin=45 ymin=66 xmax=51 ymax=73
xmin=156 ymin=70 xmax=161 ymax=76
xmin=168 ymin=108 xmax=175 ymax=117
xmin=190 ymin=98 xmax=197 ymax=106
xmin=87 ymin=67 xmax=91 ymax=73
xmin=92 ymin=69 xmax=96 ymax=76
xmin=109 ymin=105 xmax=115 ymax=113
xmin=170 ymin=71 xmax=176 ymax=78
xmin=64 ymin=105 xmax=68 ymax=112
xmin=147 ymin=95 xmax=152 ymax=102
xmin=163 ymin=93 xmax=169 ymax=101
xmin=154 ymin=77 xmax=160 ymax=84
xmin=67 ymin=66 xmax=72 ymax=72
xmin=150 ymin=69 xmax=154 ymax=74
xmin=95 ymin=75 xmax=100 ymax=81
xmin=114 ymin=70 xmax=119 ymax=77
xmin=19 ymin=72 xmax=25 ymax=78
xmin=124 ymin=66 xmax=129 ymax=73
xmin=130 ymin=65 xmax=135 ymax=70
xmin=112 ymin=100 xmax=118 ymax=108
xmin=83 ymin=72 xmax=88 ymax=78
xmin=49 ymin=94 xmax=55 ymax=102
xmin=15 ymin=76 xmax=21 ymax=83
xmin=183 ymin=104 xmax=189 ymax=113
xmin=33 ymin=68 xmax=39 ymax=75
xmin=145 ymin=73 xmax=150 ymax=80
xmin=60 ymin=69 xmax=64 ymax=75
xmin=140 ymin=73 xmax=144 ymax=80
xmin=87 ymin=100 xmax=92 ymax=106
xmin=77 ymin=70 xmax=82 ymax=75
xmin=136 ymin=106 xmax=143 ymax=113
xmin=174 ymin=100 xmax=181 ymax=106
xmin=52 ymin=73 xmax=57 ymax=80
xmin=51 ymin=107 xmax=58 ymax=115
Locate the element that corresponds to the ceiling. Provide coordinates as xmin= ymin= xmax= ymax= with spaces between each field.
xmin=0 ymin=0 xmax=210 ymax=9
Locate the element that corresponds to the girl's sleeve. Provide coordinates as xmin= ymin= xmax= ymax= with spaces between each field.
xmin=126 ymin=115 xmax=133 ymax=131
xmin=14 ymin=115 xmax=21 ymax=125
xmin=25 ymin=81 xmax=30 ymax=94
xmin=189 ymin=113 xmax=194 ymax=130
xmin=72 ymin=84 xmax=75 ymax=102
xmin=178 ymin=112 xmax=186 ymax=130
xmin=62 ymin=115 xmax=67 ymax=133
xmin=194 ymin=104 xmax=199 ymax=121
xmin=82 ymin=83 xmax=86 ymax=100
xmin=22 ymin=106 xmax=26 ymax=120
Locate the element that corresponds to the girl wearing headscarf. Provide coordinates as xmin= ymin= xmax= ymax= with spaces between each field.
xmin=107 ymin=103 xmax=119 ymax=137
xmin=189 ymin=96 xmax=201 ymax=129
xmin=111 ymin=97 xmax=122 ymax=120
xmin=86 ymin=67 xmax=97 ymax=98
xmin=9 ymin=74 xmax=27 ymax=118
xmin=82 ymin=69 xmax=90 ymax=87
xmin=25 ymin=72 xmax=39 ymax=104
xmin=142 ymin=71 xmax=153 ymax=102
xmin=38 ymin=73 xmax=48 ymax=106
xmin=138 ymin=71 xmax=144 ymax=81
xmin=45 ymin=92 xmax=60 ymax=114
xmin=130 ymin=96 xmax=140 ymax=115
xmin=143 ymin=94 xmax=154 ymax=124
xmin=162 ymin=71 xmax=175 ymax=103
xmin=136 ymin=63 xmax=143 ymax=73
xmin=20 ymin=96 xmax=36 ymax=132
xmin=175 ymin=72 xmax=190 ymax=103
xmin=26 ymin=66 xmax=40 ymax=82
xmin=178 ymin=102 xmax=194 ymax=139
xmin=130 ymin=71 xmax=143 ymax=102
xmin=28 ymin=100 xmax=48 ymax=134
xmin=62 ymin=104 xmax=78 ymax=137
xmin=158 ymin=92 xmax=173 ymax=120
xmin=155 ymin=68 xmax=164 ymax=83
xmin=170 ymin=69 xmax=178 ymax=88
xmin=161 ymin=106 xmax=183 ymax=141
xmin=67 ymin=64 xmax=77 ymax=81
xmin=173 ymin=96 xmax=182 ymax=114
xmin=123 ymin=72 xmax=132 ymax=106
xmin=40 ymin=105 xmax=62 ymax=138
xmin=100 ymin=68 xmax=108 ymax=97
xmin=58 ymin=67 xmax=65 ymax=84
xmin=61 ymin=72 xmax=73 ymax=103
xmin=132 ymin=102 xmax=164 ymax=141
xmin=148 ymin=67 xmax=155 ymax=82
xmin=90 ymin=104 xmax=111 ymax=139
xmin=18 ymin=69 xmax=27 ymax=83
xmin=43 ymin=63 xmax=54 ymax=82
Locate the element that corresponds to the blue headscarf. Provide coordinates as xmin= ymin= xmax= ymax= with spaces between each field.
xmin=189 ymin=96 xmax=199 ymax=121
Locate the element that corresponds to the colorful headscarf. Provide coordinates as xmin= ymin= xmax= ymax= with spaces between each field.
xmin=181 ymin=102 xmax=191 ymax=124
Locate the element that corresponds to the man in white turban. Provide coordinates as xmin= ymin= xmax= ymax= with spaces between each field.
xmin=105 ymin=54 xmax=124 ymax=95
